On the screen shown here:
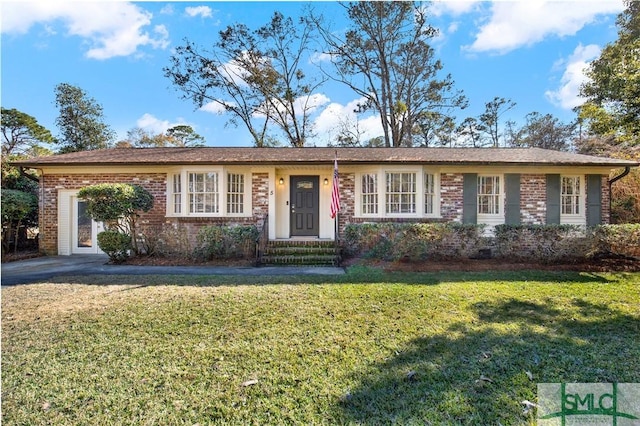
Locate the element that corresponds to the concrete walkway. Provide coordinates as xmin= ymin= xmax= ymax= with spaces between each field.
xmin=1 ymin=255 xmax=345 ymax=286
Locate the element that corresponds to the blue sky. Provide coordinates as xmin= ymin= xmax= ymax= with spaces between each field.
xmin=1 ymin=1 xmax=624 ymax=148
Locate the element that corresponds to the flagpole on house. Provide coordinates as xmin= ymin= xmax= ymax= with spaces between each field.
xmin=330 ymin=150 xmax=340 ymax=262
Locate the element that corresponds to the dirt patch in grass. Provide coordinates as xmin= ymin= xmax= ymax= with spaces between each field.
xmin=2 ymin=284 xmax=138 ymax=324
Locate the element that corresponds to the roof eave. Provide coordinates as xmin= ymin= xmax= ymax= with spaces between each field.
xmin=15 ymin=160 xmax=639 ymax=168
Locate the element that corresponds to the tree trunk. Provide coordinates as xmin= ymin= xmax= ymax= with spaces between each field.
xmin=13 ymin=220 xmax=21 ymax=253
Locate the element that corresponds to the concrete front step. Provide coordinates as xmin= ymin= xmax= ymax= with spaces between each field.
xmin=260 ymin=254 xmax=340 ymax=266
xmin=264 ymin=246 xmax=336 ymax=256
xmin=259 ymin=240 xmax=340 ymax=266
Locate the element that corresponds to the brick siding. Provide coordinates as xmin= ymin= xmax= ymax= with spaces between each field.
xmin=520 ymin=174 xmax=546 ymax=224
xmin=40 ymin=173 xmax=167 ymax=254
xmin=39 ymin=172 xmax=273 ymax=255
xmin=440 ymin=173 xmax=464 ymax=222
xmin=39 ymin=170 xmax=612 ymax=254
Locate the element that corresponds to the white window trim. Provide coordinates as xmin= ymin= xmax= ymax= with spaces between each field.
xmin=477 ymin=174 xmax=504 ymax=224
xmin=188 ymin=171 xmax=220 ymax=215
xmin=385 ymin=170 xmax=418 ymax=216
xmin=166 ymin=167 xmax=252 ymax=218
xmin=360 ymin=172 xmax=379 ymax=217
xmin=354 ymin=167 xmax=440 ymax=218
xmin=424 ymin=171 xmax=440 ymax=217
xmin=226 ymin=172 xmax=248 ymax=217
xmin=477 ymin=174 xmax=503 ymax=216
xmin=560 ymin=175 xmax=586 ymax=224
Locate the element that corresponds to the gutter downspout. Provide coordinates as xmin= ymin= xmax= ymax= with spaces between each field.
xmin=608 ymin=166 xmax=631 ymax=223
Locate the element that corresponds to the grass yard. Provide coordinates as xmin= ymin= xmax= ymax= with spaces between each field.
xmin=2 ymin=268 xmax=639 ymax=425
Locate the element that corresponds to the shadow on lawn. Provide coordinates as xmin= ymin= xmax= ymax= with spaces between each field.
xmin=340 ymin=267 xmax=616 ymax=285
xmin=336 ymin=298 xmax=640 ymax=424
xmin=34 ymin=268 xmax=618 ymax=288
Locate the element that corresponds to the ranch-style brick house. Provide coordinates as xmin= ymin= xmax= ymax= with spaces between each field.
xmin=16 ymin=146 xmax=638 ymax=256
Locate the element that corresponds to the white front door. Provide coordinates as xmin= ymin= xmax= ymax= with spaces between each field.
xmin=71 ymin=197 xmax=103 ymax=254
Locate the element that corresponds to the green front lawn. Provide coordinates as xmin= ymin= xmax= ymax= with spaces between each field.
xmin=2 ymin=269 xmax=639 ymax=425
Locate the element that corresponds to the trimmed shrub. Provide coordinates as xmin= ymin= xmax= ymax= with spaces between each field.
xmin=342 ymin=222 xmax=486 ymax=261
xmin=494 ymin=224 xmax=590 ymax=262
xmin=97 ymin=230 xmax=132 ymax=263
xmin=346 ymin=222 xmax=640 ymax=264
xmin=193 ymin=225 xmax=259 ymax=261
xmin=593 ymin=224 xmax=640 ymax=258
xmin=138 ymin=223 xmax=192 ymax=258
xmin=78 ymin=183 xmax=153 ymax=255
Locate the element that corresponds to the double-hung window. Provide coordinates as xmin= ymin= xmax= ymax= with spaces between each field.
xmin=227 ymin=173 xmax=244 ymax=214
xmin=172 ymin=174 xmax=182 ymax=214
xmin=361 ymin=173 xmax=378 ymax=215
xmin=478 ymin=176 xmax=500 ymax=215
xmin=386 ymin=172 xmax=416 ymax=214
xmin=561 ymin=176 xmax=580 ymax=215
xmin=170 ymin=170 xmax=249 ymax=216
xmin=189 ymin=172 xmax=219 ymax=213
xmin=357 ymin=169 xmax=438 ymax=217
xmin=424 ymin=173 xmax=435 ymax=215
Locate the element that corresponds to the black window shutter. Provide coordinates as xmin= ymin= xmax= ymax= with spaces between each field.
xmin=546 ymin=174 xmax=561 ymax=224
xmin=505 ymin=174 xmax=521 ymax=225
xmin=587 ymin=174 xmax=602 ymax=226
xmin=463 ymin=173 xmax=478 ymax=224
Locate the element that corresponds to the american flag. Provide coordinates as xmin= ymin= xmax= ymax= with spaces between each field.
xmin=330 ymin=155 xmax=340 ymax=219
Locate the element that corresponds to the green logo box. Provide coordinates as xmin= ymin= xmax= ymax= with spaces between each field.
xmin=538 ymin=383 xmax=640 ymax=425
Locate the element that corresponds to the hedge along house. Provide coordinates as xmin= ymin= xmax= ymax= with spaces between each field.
xmin=16 ymin=147 xmax=638 ymax=257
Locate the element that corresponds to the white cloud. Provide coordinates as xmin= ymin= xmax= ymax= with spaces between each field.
xmin=0 ymin=2 xmax=169 ymax=60
xmin=545 ymin=43 xmax=601 ymax=110
xmin=200 ymin=101 xmax=230 ymax=115
xmin=429 ymin=1 xmax=480 ymax=18
xmin=314 ymin=98 xmax=383 ymax=143
xmin=136 ymin=113 xmax=189 ymax=134
xmin=160 ymin=5 xmax=174 ymax=15
xmin=465 ymin=1 xmax=623 ymax=55
xmin=296 ymin=93 xmax=330 ymax=116
xmin=309 ymin=51 xmax=333 ymax=64
xmin=152 ymin=25 xmax=170 ymax=48
xmin=185 ymin=6 xmax=213 ymax=19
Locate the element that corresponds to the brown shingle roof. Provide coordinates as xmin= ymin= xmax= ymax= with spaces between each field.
xmin=14 ymin=147 xmax=639 ymax=167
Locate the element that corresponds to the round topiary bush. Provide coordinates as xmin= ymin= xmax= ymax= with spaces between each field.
xmin=97 ymin=230 xmax=132 ymax=263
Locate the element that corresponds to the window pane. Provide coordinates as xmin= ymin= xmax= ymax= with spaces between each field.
xmin=173 ymin=174 xmax=182 ymax=214
xmin=77 ymin=201 xmax=92 ymax=248
xmin=385 ymin=172 xmax=416 ymax=214
xmin=227 ymin=173 xmax=244 ymax=214
xmin=561 ymin=176 xmax=580 ymax=215
xmin=478 ymin=176 xmax=500 ymax=215
xmin=424 ymin=173 xmax=434 ymax=214
xmin=361 ymin=174 xmax=378 ymax=214
xmin=188 ymin=172 xmax=218 ymax=213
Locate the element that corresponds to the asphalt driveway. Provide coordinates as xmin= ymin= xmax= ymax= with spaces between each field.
xmin=1 ymin=255 xmax=344 ymax=286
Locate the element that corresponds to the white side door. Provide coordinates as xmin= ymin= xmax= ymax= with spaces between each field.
xmin=71 ymin=196 xmax=103 ymax=254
